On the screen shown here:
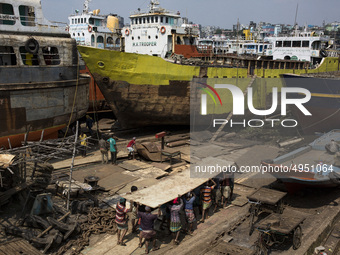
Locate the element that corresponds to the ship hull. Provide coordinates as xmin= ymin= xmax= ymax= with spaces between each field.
xmin=282 ymin=73 xmax=340 ymax=134
xmin=77 ymin=46 xmax=340 ymax=128
xmin=0 ymin=77 xmax=90 ymax=148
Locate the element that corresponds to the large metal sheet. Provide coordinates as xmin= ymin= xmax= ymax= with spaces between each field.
xmin=123 ymin=157 xmax=234 ymax=208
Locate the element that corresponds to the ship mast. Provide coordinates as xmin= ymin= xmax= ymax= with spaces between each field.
xmin=293 ymin=3 xmax=299 ymax=36
xmin=83 ymin=0 xmax=92 ymax=14
xmin=149 ymin=0 xmax=160 ymax=13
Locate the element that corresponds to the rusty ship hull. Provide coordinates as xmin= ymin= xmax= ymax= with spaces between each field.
xmin=77 ymin=46 xmax=340 ymax=128
xmin=0 ymin=77 xmax=89 ymax=148
xmin=0 ymin=16 xmax=90 ymax=148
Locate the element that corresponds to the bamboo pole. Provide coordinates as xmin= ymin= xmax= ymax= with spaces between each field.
xmin=66 ymin=121 xmax=79 ymax=211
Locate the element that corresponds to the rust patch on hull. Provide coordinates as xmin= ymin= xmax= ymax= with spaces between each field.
xmin=94 ymin=74 xmax=190 ymax=128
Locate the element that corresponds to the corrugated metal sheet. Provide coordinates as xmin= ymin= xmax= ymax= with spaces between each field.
xmin=0 ymin=154 xmax=15 ymax=168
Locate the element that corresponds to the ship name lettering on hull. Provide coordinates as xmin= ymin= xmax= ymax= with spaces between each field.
xmin=132 ymin=42 xmax=157 ymax=47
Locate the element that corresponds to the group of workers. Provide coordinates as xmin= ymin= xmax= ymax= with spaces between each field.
xmin=114 ymin=175 xmax=234 ymax=253
xmin=77 ymin=115 xmax=137 ymax=161
xmin=98 ymin=135 xmax=136 ymax=164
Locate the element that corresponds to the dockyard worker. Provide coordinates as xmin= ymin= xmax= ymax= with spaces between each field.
xmin=212 ymin=174 xmax=223 ymax=212
xmin=137 ymin=205 xmax=160 ymax=253
xmin=168 ymin=195 xmax=184 ymax=245
xmin=160 ymin=202 xmax=171 ymax=231
xmin=115 ymin=198 xmax=130 ymax=246
xmin=325 ymin=139 xmax=339 ymax=154
xmin=200 ymin=179 xmax=216 ymax=223
xmin=184 ymin=192 xmax=196 ymax=234
xmin=130 ymin=186 xmax=138 ymax=233
xmin=85 ymin=115 xmax=94 ymax=136
xmin=98 ymin=136 xmax=109 ymax=164
xmin=79 ymin=131 xmax=87 ymax=157
xmin=107 ymin=135 xmax=117 ymax=165
xmin=127 ymin=137 xmax=136 ymax=160
xmin=221 ymin=174 xmax=232 ymax=208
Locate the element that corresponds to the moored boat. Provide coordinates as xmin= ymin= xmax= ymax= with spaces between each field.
xmin=68 ymin=0 xmax=123 ymax=112
xmin=77 ymin=0 xmax=340 ymax=128
xmin=282 ymin=72 xmax=340 ymax=134
xmin=261 ymin=130 xmax=340 ymax=193
xmin=0 ymin=0 xmax=90 ymax=148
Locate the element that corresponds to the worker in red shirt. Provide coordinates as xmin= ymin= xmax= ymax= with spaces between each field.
xmin=127 ymin=137 xmax=136 ymax=159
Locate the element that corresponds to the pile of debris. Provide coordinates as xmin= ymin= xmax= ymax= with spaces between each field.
xmin=4 ymin=204 xmax=117 ymax=254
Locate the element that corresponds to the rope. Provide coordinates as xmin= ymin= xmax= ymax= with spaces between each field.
xmin=63 ymin=54 xmax=80 ymax=140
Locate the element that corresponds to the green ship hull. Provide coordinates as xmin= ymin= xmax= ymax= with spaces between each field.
xmin=77 ymin=46 xmax=340 ymax=128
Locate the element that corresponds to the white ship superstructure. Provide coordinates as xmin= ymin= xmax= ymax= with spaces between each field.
xmin=265 ymin=31 xmax=331 ymax=64
xmin=68 ymin=0 xmax=123 ymax=50
xmin=197 ymin=38 xmax=271 ymax=56
xmin=123 ymin=0 xmax=199 ymax=58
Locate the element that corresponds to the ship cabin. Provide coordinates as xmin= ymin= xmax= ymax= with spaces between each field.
xmin=0 ymin=0 xmax=66 ymax=35
xmin=123 ymin=0 xmax=200 ymax=58
xmin=0 ymin=0 xmax=78 ymax=83
xmin=197 ymin=39 xmax=271 ymax=57
xmin=265 ymin=32 xmax=330 ymax=64
xmin=68 ymin=1 xmax=123 ymax=50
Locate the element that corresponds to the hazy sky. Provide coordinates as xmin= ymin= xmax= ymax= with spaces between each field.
xmin=41 ymin=0 xmax=340 ymax=28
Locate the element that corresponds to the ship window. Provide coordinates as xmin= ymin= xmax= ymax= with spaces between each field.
xmin=107 ymin=37 xmax=113 ymax=44
xmin=147 ymin=17 xmax=149 ymax=23
xmin=302 ymin=41 xmax=309 ymax=47
xmin=276 ymin=41 xmax=282 ymax=47
xmin=19 ymin=5 xmax=35 ymax=26
xmin=91 ymin=35 xmax=95 ymax=46
xmin=143 ymin=18 xmax=145 ymax=24
xmin=240 ymin=44 xmax=243 ymax=48
xmin=97 ymin=36 xmax=104 ymax=43
xmin=155 ymin=17 xmax=158 ymax=23
xmin=82 ymin=33 xmax=84 ymax=36
xmin=42 ymin=47 xmax=60 ymax=65
xmin=165 ymin=17 xmax=169 ymax=23
xmin=0 ymin=3 xmax=15 ymax=25
xmin=292 ymin=41 xmax=301 ymax=47
xmin=138 ymin=36 xmax=140 ymax=40
xmin=283 ymin=41 xmax=291 ymax=47
xmin=132 ymin=36 xmax=134 ymax=40
xmin=139 ymin=18 xmax=141 ymax=24
xmin=19 ymin=46 xmax=39 ymax=65
xmin=95 ymin=19 xmax=101 ymax=26
xmin=84 ymin=18 xmax=86 ymax=23
xmin=81 ymin=18 xmax=83 ymax=23
xmin=72 ymin=19 xmax=74 ymax=24
xmin=78 ymin=33 xmax=80 ymax=36
xmin=160 ymin=17 xmax=163 ymax=23
xmin=115 ymin=38 xmax=120 ymax=46
xmin=75 ymin=19 xmax=77 ymax=24
xmin=89 ymin=18 xmax=94 ymax=25
xmin=151 ymin=16 xmax=154 ymax=23
xmin=0 ymin=46 xmax=16 ymax=66
xmin=155 ymin=35 xmax=158 ymax=39
xmin=78 ymin=18 xmax=80 ymax=23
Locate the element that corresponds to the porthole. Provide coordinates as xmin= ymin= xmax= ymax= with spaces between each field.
xmin=97 ymin=61 xmax=105 ymax=68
